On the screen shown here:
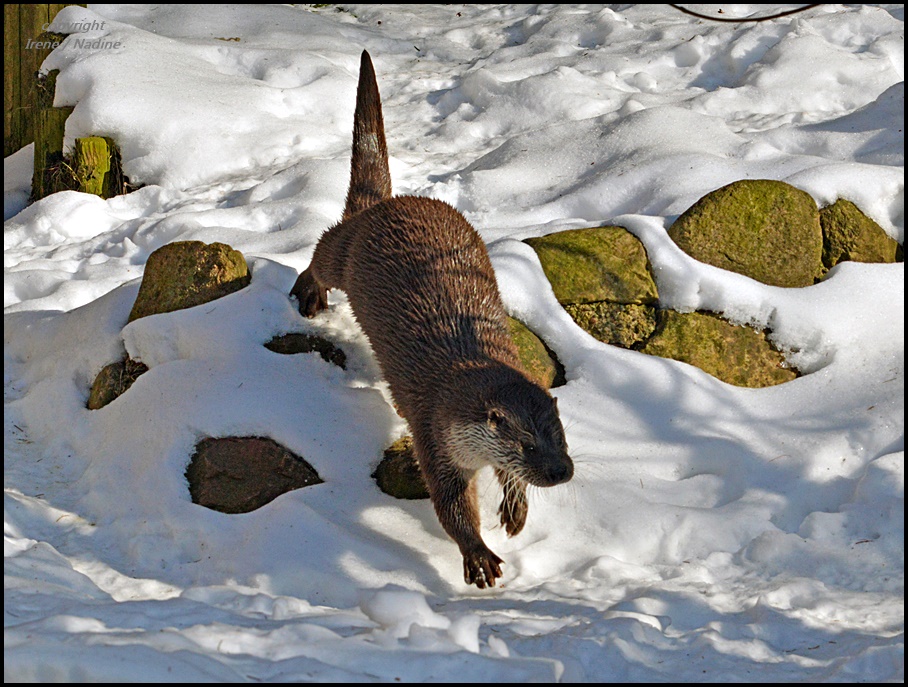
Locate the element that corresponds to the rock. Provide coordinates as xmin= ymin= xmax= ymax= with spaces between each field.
xmin=524 ymin=219 xmax=802 ymax=386
xmin=265 ymin=333 xmax=347 ymax=369
xmin=524 ymin=225 xmax=659 ymax=349
xmin=524 ymin=226 xmax=658 ymax=305
xmin=563 ymin=301 xmax=657 ymax=349
xmin=89 ymin=241 xmax=251 ymax=408
xmin=507 ymin=317 xmax=565 ymax=388
xmin=668 ymin=179 xmax=823 ymax=287
xmin=87 ymin=356 xmax=149 ymax=409
xmin=639 ymin=310 xmax=798 ymax=387
xmin=186 ymin=436 xmax=323 ymax=514
xmin=819 ymin=198 xmax=902 ymax=270
xmin=128 ymin=241 xmax=250 ymax=322
xmin=372 ymin=436 xmax=429 ymax=500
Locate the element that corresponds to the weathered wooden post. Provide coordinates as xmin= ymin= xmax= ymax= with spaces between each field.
xmin=4 ymin=4 xmax=73 ymax=157
xmin=31 ymin=68 xmax=73 ymax=199
xmin=5 ymin=4 xmax=126 ymax=201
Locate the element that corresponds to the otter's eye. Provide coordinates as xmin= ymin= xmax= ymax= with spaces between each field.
xmin=522 ymin=442 xmax=537 ymax=456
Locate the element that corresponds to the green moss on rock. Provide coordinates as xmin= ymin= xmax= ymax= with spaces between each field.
xmin=524 ymin=226 xmax=658 ymax=305
xmin=639 ymin=310 xmax=798 ymax=388
xmin=507 ymin=317 xmax=565 ymax=388
xmin=819 ymin=199 xmax=901 ymax=270
xmin=668 ymin=180 xmax=823 ymax=287
xmin=564 ymin=301 xmax=657 ymax=349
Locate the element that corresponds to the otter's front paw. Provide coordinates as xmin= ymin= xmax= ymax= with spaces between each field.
xmin=498 ymin=495 xmax=528 ymax=537
xmin=497 ymin=476 xmax=528 ymax=537
xmin=290 ymin=269 xmax=328 ymax=318
xmin=462 ymin=546 xmax=503 ymax=589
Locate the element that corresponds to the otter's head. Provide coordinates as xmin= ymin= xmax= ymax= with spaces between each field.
xmin=443 ymin=369 xmax=573 ymax=487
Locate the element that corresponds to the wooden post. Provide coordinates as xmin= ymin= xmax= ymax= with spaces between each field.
xmin=4 ymin=4 xmax=74 ymax=157
xmin=31 ymin=69 xmax=73 ymax=199
xmin=2 ymin=4 xmax=130 ymax=203
xmin=73 ymin=136 xmax=124 ymax=197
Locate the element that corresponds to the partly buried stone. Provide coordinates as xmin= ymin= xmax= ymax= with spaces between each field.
xmin=87 ymin=356 xmax=149 ymax=409
xmin=668 ymin=179 xmax=823 ymax=287
xmin=89 ymin=241 xmax=249 ymax=408
xmin=639 ymin=310 xmax=798 ymax=388
xmin=564 ymin=301 xmax=657 ymax=349
xmin=265 ymin=333 xmax=347 ymax=369
xmin=524 ymin=226 xmax=658 ymax=305
xmin=508 ymin=317 xmax=565 ymax=388
xmin=524 ymin=225 xmax=659 ymax=348
xmin=373 ymin=435 xmax=429 ymax=500
xmin=128 ymin=241 xmax=250 ymax=322
xmin=819 ymin=198 xmax=902 ymax=270
xmin=186 ymin=436 xmax=323 ymax=514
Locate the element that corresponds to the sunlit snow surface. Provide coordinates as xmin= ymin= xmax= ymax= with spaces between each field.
xmin=4 ymin=4 xmax=903 ymax=682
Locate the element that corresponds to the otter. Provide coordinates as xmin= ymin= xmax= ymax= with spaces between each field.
xmin=291 ymin=51 xmax=573 ymax=588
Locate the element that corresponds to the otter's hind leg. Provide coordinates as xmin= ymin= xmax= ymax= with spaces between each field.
xmin=290 ymin=267 xmax=328 ymax=318
xmin=291 ymin=216 xmax=360 ymax=318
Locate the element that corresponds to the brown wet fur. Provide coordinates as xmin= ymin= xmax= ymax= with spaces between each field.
xmin=291 ymin=51 xmax=572 ymax=588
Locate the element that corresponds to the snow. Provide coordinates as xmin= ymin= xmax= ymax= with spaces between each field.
xmin=4 ymin=3 xmax=903 ymax=682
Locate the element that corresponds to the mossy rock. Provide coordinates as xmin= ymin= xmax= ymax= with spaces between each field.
xmin=639 ymin=310 xmax=798 ymax=388
xmin=668 ymin=180 xmax=823 ymax=287
xmin=819 ymin=199 xmax=902 ymax=270
xmin=508 ymin=317 xmax=565 ymax=388
xmin=265 ymin=333 xmax=347 ymax=369
xmin=87 ymin=356 xmax=149 ymax=409
xmin=128 ymin=241 xmax=251 ymax=322
xmin=372 ymin=436 xmax=429 ymax=500
xmin=186 ymin=436 xmax=323 ymax=514
xmin=564 ymin=301 xmax=657 ymax=349
xmin=524 ymin=226 xmax=658 ymax=305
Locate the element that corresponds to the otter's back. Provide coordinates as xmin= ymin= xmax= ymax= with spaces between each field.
xmin=336 ymin=196 xmax=519 ymax=405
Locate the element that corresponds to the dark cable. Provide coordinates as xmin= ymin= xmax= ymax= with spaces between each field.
xmin=668 ymin=4 xmax=823 ymax=23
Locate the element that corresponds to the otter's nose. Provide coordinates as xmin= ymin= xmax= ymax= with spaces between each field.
xmin=543 ymin=455 xmax=573 ymax=486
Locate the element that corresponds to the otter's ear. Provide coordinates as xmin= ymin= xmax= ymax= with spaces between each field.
xmin=487 ymin=408 xmax=506 ymax=429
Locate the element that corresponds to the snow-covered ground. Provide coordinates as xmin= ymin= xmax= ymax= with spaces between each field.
xmin=4 ymin=4 xmax=903 ymax=681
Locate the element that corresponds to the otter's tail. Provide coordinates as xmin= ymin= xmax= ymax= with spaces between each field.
xmin=342 ymin=50 xmax=392 ymax=220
